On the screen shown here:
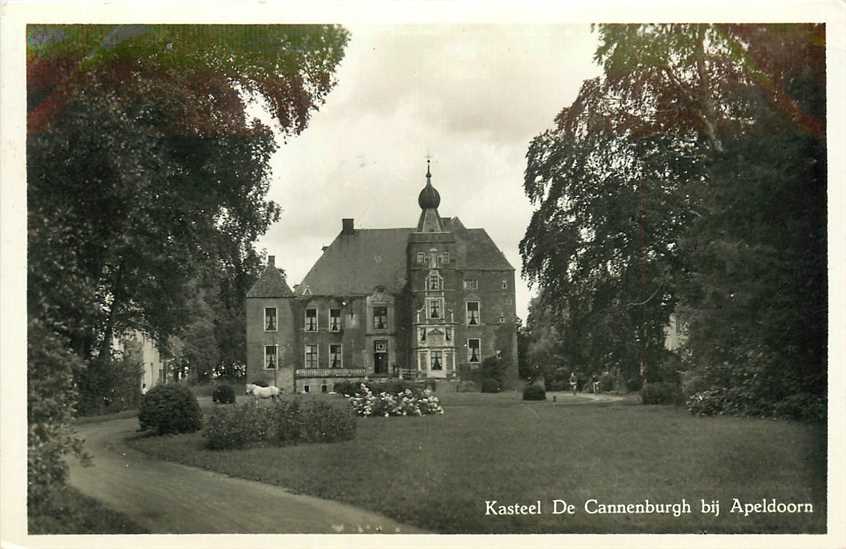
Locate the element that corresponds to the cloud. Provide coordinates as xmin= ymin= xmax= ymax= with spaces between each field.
xmin=258 ymin=24 xmax=601 ymax=321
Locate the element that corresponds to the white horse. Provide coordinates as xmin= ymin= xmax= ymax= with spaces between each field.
xmin=245 ymin=383 xmax=281 ymax=400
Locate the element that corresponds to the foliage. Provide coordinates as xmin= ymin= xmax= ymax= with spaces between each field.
xmin=521 ymin=24 xmax=826 ymax=416
xmin=480 ymin=378 xmax=501 ymax=393
xmin=544 ymin=367 xmax=574 ymax=391
xmin=27 ymin=24 xmax=350 ymax=410
xmin=212 ymin=383 xmax=236 ymax=404
xmin=205 ymin=398 xmax=356 ymax=450
xmin=641 ymin=382 xmax=683 ymax=405
xmin=347 ymin=384 xmax=444 ymax=417
xmin=138 ymin=384 xmax=202 ymax=435
xmin=522 ymin=384 xmax=547 ymax=401
xmin=479 ymin=355 xmax=508 ymax=388
xmin=27 ymin=319 xmax=89 ymax=514
xmin=334 ymin=379 xmax=434 ymax=397
xmin=687 ymin=387 xmax=825 ymax=422
xmin=77 ymin=340 xmax=144 ymax=416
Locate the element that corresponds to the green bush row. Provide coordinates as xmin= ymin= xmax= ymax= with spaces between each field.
xmin=205 ymin=398 xmax=356 ymax=450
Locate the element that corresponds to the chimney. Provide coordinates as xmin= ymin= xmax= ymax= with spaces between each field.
xmin=268 ymin=255 xmax=275 ymax=268
xmin=342 ymin=218 xmax=354 ymax=235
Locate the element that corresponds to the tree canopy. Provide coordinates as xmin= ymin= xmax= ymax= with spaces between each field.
xmin=521 ymin=24 xmax=825 ymax=414
xmin=27 ymin=25 xmax=350 ymax=365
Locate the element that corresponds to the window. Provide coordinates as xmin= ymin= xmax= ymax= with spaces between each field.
xmin=463 ymin=279 xmax=478 ymax=290
xmin=499 ymin=312 xmax=506 ymax=324
xmin=467 ymin=339 xmax=481 ymax=363
xmin=441 ymin=251 xmax=450 ymax=264
xmin=329 ymin=308 xmax=341 ymax=331
xmin=427 ymin=298 xmax=442 ymax=319
xmin=264 ymin=345 xmax=277 ymax=369
xmin=303 ymin=384 xmax=310 ymax=393
xmin=416 ymin=251 xmax=426 ymax=264
xmin=419 ymin=327 xmax=427 ymax=342
xmin=321 ymin=384 xmax=328 ymax=393
xmin=431 ymin=350 xmax=443 ymax=371
xmin=264 ymin=307 xmax=277 ymax=331
xmin=501 ymin=279 xmax=508 ymax=289
xmin=445 ymin=327 xmax=452 ymax=341
xmin=330 ymin=344 xmax=342 ymax=368
xmin=373 ymin=306 xmax=388 ymax=329
xmin=467 ymin=301 xmax=480 ymax=325
xmin=305 ymin=308 xmax=317 ymax=331
xmin=304 ymin=344 xmax=318 ymax=368
xmin=428 ymin=272 xmax=441 ymax=290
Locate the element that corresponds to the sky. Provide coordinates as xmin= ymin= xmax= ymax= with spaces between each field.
xmin=255 ymin=24 xmax=602 ymax=322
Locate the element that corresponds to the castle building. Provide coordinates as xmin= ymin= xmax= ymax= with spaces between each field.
xmin=246 ymin=163 xmax=518 ymax=393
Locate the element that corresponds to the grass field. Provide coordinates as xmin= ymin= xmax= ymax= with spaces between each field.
xmin=28 ymin=486 xmax=149 ymax=535
xmin=127 ymin=391 xmax=826 ymax=534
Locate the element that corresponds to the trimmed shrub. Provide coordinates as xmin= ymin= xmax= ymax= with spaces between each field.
xmin=205 ymin=398 xmax=356 ymax=450
xmin=212 ymin=384 xmax=236 ymax=404
xmin=523 ymin=384 xmax=546 ymax=401
xmin=480 ymin=378 xmax=501 ymax=393
xmin=299 ymin=400 xmax=357 ymax=442
xmin=138 ymin=384 xmax=202 ymax=435
xmin=641 ymin=382 xmax=682 ymax=405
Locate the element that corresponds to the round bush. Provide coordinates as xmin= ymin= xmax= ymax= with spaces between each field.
xmin=212 ymin=383 xmax=236 ymax=404
xmin=480 ymin=378 xmax=501 ymax=393
xmin=139 ymin=384 xmax=202 ymax=435
xmin=641 ymin=382 xmax=682 ymax=405
xmin=523 ymin=384 xmax=546 ymax=401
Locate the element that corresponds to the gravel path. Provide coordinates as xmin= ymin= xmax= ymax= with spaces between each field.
xmin=68 ymin=417 xmax=423 ymax=534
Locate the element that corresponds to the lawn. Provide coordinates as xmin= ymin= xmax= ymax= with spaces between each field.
xmin=126 ymin=391 xmax=826 ymax=534
xmin=29 ymin=486 xmax=149 ymax=535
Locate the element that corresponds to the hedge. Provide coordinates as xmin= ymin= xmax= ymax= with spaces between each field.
xmin=205 ymin=398 xmax=356 ymax=450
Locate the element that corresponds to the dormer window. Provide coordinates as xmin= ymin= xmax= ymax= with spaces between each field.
xmin=305 ymin=308 xmax=318 ymax=331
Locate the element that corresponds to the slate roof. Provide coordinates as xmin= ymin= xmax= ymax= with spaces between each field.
xmin=298 ymin=217 xmax=514 ymax=296
xmin=247 ymin=266 xmax=294 ymax=298
xmin=300 ymin=228 xmax=413 ymax=295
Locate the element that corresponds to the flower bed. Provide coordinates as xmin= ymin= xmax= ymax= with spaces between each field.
xmin=347 ymin=384 xmax=444 ymax=417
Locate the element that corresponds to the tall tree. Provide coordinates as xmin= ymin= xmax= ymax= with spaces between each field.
xmin=27 ymin=25 xmax=349 ymax=365
xmin=521 ymin=24 xmax=825 ymax=412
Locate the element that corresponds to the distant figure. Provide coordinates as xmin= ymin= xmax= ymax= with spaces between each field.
xmin=592 ymin=374 xmax=600 ymax=394
xmin=141 ymin=383 xmax=148 ymax=395
xmin=569 ymin=372 xmax=577 ymax=396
